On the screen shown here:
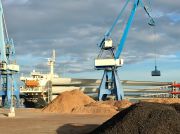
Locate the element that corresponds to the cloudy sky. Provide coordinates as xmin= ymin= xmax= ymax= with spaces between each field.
xmin=2 ymin=0 xmax=180 ymax=82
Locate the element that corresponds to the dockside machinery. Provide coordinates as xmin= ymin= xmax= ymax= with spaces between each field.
xmin=95 ymin=0 xmax=155 ymax=100
xmin=0 ymin=0 xmax=20 ymax=107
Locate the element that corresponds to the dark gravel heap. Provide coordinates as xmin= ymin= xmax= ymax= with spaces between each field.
xmin=90 ymin=102 xmax=180 ymax=134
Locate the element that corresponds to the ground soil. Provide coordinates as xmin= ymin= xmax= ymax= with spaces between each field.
xmin=1 ymin=90 xmax=178 ymax=134
xmin=90 ymin=102 xmax=180 ymax=134
xmin=141 ymin=98 xmax=180 ymax=104
xmin=0 ymin=108 xmax=113 ymax=134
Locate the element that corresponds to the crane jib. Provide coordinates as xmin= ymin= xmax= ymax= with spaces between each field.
xmin=0 ymin=1 xmax=7 ymax=63
xmin=98 ymin=0 xmax=130 ymax=48
xmin=105 ymin=0 xmax=130 ymax=38
xmin=115 ymin=0 xmax=139 ymax=59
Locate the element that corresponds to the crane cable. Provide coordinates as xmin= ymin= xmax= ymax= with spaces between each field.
xmin=151 ymin=23 xmax=158 ymax=68
xmin=145 ymin=0 xmax=152 ymax=12
xmin=144 ymin=0 xmax=158 ymax=67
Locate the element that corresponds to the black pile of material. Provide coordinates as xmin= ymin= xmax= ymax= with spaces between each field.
xmin=90 ymin=102 xmax=180 ymax=134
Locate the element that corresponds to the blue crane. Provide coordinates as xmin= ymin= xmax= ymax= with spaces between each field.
xmin=95 ymin=0 xmax=155 ymax=100
xmin=0 ymin=0 xmax=20 ymax=107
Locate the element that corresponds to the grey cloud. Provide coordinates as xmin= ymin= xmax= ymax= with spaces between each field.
xmin=1 ymin=0 xmax=180 ymax=74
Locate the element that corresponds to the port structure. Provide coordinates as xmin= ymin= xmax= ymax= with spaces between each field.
xmin=47 ymin=49 xmax=55 ymax=102
xmin=0 ymin=0 xmax=20 ymax=107
xmin=20 ymin=50 xmax=55 ymax=107
xmin=95 ymin=0 xmax=155 ymax=101
xmin=170 ymin=82 xmax=180 ymax=98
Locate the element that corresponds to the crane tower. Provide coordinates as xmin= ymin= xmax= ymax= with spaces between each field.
xmin=0 ymin=0 xmax=20 ymax=107
xmin=95 ymin=0 xmax=155 ymax=100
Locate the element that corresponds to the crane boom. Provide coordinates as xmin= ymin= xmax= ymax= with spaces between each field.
xmin=115 ymin=0 xmax=155 ymax=59
xmin=0 ymin=2 xmax=7 ymax=62
xmin=98 ymin=0 xmax=130 ymax=48
xmin=115 ymin=0 xmax=139 ymax=59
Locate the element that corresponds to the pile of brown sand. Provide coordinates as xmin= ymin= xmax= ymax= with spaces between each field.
xmin=42 ymin=90 xmax=95 ymax=113
xmin=142 ymin=98 xmax=180 ymax=104
xmin=98 ymin=100 xmax=132 ymax=110
xmin=72 ymin=102 xmax=118 ymax=114
xmin=113 ymin=100 xmax=133 ymax=109
xmin=90 ymin=102 xmax=180 ymax=134
xmin=72 ymin=100 xmax=132 ymax=114
xmin=97 ymin=99 xmax=132 ymax=108
xmin=43 ymin=89 xmax=132 ymax=114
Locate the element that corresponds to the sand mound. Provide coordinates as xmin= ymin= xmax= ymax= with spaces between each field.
xmin=72 ymin=100 xmax=132 ymax=114
xmin=72 ymin=102 xmax=118 ymax=114
xmin=99 ymin=100 xmax=132 ymax=110
xmin=142 ymin=98 xmax=180 ymax=104
xmin=90 ymin=102 xmax=180 ymax=134
xmin=114 ymin=100 xmax=132 ymax=109
xmin=42 ymin=90 xmax=95 ymax=113
xmin=43 ymin=89 xmax=132 ymax=114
